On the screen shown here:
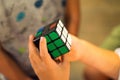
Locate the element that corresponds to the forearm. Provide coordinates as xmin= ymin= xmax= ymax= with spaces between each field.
xmin=79 ymin=40 xmax=120 ymax=79
xmin=0 ymin=47 xmax=31 ymax=80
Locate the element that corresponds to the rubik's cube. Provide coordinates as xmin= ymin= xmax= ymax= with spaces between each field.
xmin=33 ymin=19 xmax=72 ymax=59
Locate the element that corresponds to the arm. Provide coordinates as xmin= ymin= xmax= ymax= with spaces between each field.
xmin=65 ymin=0 xmax=80 ymax=36
xmin=66 ymin=35 xmax=120 ymax=79
xmin=79 ymin=40 xmax=120 ymax=79
xmin=0 ymin=45 xmax=31 ymax=80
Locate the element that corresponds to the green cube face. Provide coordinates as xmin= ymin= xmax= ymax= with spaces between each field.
xmin=49 ymin=32 xmax=59 ymax=40
xmin=45 ymin=35 xmax=51 ymax=43
xmin=59 ymin=46 xmax=69 ymax=54
xmin=51 ymin=50 xmax=61 ymax=58
xmin=47 ymin=43 xmax=56 ymax=51
xmin=54 ymin=39 xmax=64 ymax=47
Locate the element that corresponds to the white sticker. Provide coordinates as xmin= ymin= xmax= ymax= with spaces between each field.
xmin=66 ymin=42 xmax=71 ymax=50
xmin=67 ymin=34 xmax=72 ymax=45
xmin=61 ymin=35 xmax=66 ymax=43
xmin=59 ymin=20 xmax=64 ymax=27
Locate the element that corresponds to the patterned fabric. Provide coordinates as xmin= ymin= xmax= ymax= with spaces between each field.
xmin=0 ymin=0 xmax=65 ymax=77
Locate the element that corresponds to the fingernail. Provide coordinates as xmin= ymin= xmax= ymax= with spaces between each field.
xmin=40 ymin=37 xmax=44 ymax=42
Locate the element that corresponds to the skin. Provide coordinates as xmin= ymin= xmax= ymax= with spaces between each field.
xmin=29 ymin=35 xmax=70 ymax=80
xmin=67 ymin=34 xmax=120 ymax=79
xmin=29 ymin=34 xmax=120 ymax=80
xmin=84 ymin=66 xmax=111 ymax=80
xmin=0 ymin=45 xmax=31 ymax=80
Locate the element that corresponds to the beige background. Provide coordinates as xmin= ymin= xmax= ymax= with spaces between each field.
xmin=70 ymin=0 xmax=120 ymax=80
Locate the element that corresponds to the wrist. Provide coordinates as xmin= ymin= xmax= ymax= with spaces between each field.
xmin=76 ymin=39 xmax=88 ymax=61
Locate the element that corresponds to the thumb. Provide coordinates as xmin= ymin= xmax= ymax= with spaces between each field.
xmin=39 ymin=37 xmax=54 ymax=63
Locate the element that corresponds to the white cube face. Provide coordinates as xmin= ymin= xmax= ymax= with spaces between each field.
xmin=62 ymin=27 xmax=68 ymax=38
xmin=57 ymin=24 xmax=62 ymax=32
xmin=66 ymin=42 xmax=71 ymax=50
xmin=61 ymin=35 xmax=66 ymax=43
xmin=67 ymin=34 xmax=72 ymax=45
xmin=63 ymin=27 xmax=68 ymax=35
xmin=56 ymin=29 xmax=61 ymax=36
xmin=56 ymin=24 xmax=62 ymax=36
xmin=59 ymin=20 xmax=64 ymax=27
xmin=62 ymin=32 xmax=68 ymax=39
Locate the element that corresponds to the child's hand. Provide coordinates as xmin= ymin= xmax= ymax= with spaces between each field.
xmin=28 ymin=35 xmax=70 ymax=80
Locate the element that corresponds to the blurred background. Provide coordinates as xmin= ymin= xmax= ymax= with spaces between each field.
xmin=70 ymin=0 xmax=120 ymax=80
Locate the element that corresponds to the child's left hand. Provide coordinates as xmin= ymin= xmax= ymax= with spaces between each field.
xmin=28 ymin=35 xmax=70 ymax=80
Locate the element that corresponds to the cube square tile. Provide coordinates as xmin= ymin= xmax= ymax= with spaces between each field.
xmin=47 ymin=43 xmax=56 ymax=51
xmin=54 ymin=39 xmax=64 ymax=47
xmin=51 ymin=50 xmax=61 ymax=58
xmin=59 ymin=46 xmax=69 ymax=54
xmin=49 ymin=32 xmax=59 ymax=40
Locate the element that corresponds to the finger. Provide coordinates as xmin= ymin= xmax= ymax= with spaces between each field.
xmin=29 ymin=54 xmax=42 ymax=74
xmin=29 ymin=35 xmax=38 ymax=54
xmin=28 ymin=35 xmax=42 ymax=61
xmin=29 ymin=49 xmax=42 ymax=65
xmin=39 ymin=37 xmax=54 ymax=63
xmin=29 ymin=53 xmax=39 ymax=68
xmin=61 ymin=55 xmax=70 ymax=67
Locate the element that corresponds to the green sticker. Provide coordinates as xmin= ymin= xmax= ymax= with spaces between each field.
xmin=45 ymin=35 xmax=51 ymax=43
xmin=49 ymin=32 xmax=59 ymax=40
xmin=51 ymin=50 xmax=61 ymax=58
xmin=54 ymin=39 xmax=64 ymax=47
xmin=47 ymin=43 xmax=56 ymax=51
xmin=59 ymin=46 xmax=69 ymax=54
